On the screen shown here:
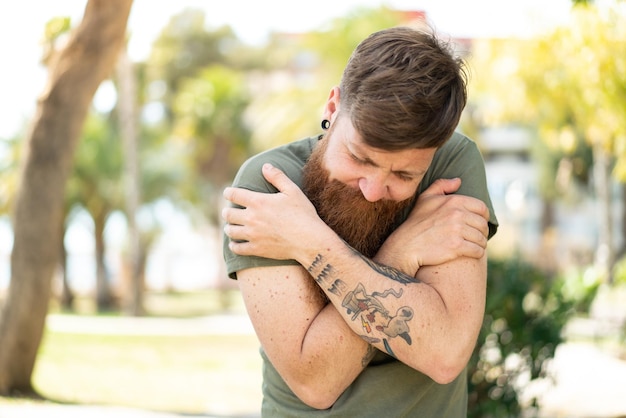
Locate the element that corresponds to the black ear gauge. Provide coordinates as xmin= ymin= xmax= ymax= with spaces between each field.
xmin=321 ymin=119 xmax=330 ymax=130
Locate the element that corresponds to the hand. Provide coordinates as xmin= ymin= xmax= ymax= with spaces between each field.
xmin=222 ymin=163 xmax=325 ymax=260
xmin=376 ymin=178 xmax=489 ymax=276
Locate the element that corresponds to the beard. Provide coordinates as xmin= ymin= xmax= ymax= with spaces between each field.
xmin=301 ymin=138 xmax=413 ymax=259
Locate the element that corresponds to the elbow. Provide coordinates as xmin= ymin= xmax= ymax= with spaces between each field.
xmin=422 ymin=327 xmax=479 ymax=384
xmin=291 ymin=383 xmax=340 ymax=410
xmin=301 ymin=393 xmax=337 ymax=411
xmin=429 ymin=363 xmax=464 ymax=385
xmin=421 ymin=350 xmax=471 ymax=385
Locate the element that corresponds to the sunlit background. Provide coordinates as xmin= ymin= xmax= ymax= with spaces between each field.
xmin=1 ymin=1 xmax=626 ymax=416
xmin=0 ymin=0 xmax=579 ymax=293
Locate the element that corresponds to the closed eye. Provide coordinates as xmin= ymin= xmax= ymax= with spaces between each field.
xmin=351 ymin=152 xmax=417 ymax=182
xmin=394 ymin=172 xmax=415 ymax=182
xmin=349 ymin=152 xmax=368 ymax=165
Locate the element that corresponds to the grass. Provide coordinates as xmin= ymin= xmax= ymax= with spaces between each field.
xmin=0 ymin=290 xmax=263 ymax=416
xmin=48 ymin=288 xmax=246 ymax=318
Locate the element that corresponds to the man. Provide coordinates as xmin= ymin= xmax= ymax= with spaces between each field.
xmin=222 ymin=26 xmax=498 ymax=417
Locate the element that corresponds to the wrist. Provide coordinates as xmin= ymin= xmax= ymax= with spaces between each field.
xmin=374 ymin=237 xmax=415 ymax=276
xmin=296 ymin=220 xmax=339 ymax=267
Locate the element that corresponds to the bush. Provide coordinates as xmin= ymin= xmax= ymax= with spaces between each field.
xmin=467 ymin=257 xmax=581 ymax=418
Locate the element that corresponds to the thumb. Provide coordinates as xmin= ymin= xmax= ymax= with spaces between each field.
xmin=262 ymin=163 xmax=296 ymax=193
xmin=421 ymin=178 xmax=461 ymax=197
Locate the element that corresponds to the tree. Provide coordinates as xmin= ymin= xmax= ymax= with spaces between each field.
xmin=117 ymin=43 xmax=144 ymax=315
xmin=145 ymin=9 xmax=242 ymax=126
xmin=467 ymin=3 xmax=626 ymax=277
xmin=0 ymin=0 xmax=133 ymax=396
xmin=142 ymin=10 xmax=255 ymax=303
xmin=515 ymin=4 xmax=626 ymax=280
xmin=68 ymin=113 xmax=123 ymax=311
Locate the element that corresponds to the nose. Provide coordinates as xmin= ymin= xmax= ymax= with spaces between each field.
xmin=358 ymin=176 xmax=388 ymax=202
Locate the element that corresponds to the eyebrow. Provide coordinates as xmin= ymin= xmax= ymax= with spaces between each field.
xmin=349 ymin=143 xmax=424 ymax=178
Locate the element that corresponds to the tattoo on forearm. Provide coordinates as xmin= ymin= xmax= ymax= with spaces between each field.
xmin=306 ymin=252 xmax=416 ymax=357
xmin=327 ymin=279 xmax=347 ymax=296
xmin=344 ymin=281 xmax=414 ymax=356
xmin=308 ymin=254 xmax=334 ymax=286
xmin=354 ymin=249 xmax=420 ymax=285
xmin=308 ymin=254 xmax=324 ymax=274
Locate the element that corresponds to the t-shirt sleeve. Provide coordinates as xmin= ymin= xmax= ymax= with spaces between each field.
xmin=419 ymin=133 xmax=499 ymax=239
xmin=222 ymin=150 xmax=302 ymax=280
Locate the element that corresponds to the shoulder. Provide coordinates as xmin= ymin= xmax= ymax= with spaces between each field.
xmin=435 ymin=131 xmax=482 ymax=162
xmin=423 ymin=132 xmax=485 ymax=184
xmin=233 ymin=136 xmax=318 ymax=192
xmin=421 ymin=132 xmax=499 ymax=237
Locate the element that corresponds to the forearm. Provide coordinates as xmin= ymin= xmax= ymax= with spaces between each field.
xmin=237 ymin=266 xmax=374 ymax=409
xmin=297 ymin=229 xmax=486 ymax=383
xmin=296 ymin=303 xmax=376 ymax=407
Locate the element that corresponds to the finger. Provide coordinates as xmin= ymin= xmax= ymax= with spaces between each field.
xmin=228 ymin=239 xmax=253 ymax=256
xmin=223 ymin=186 xmax=244 ymax=206
xmin=420 ymin=178 xmax=461 ymax=197
xmin=460 ymin=241 xmax=486 ymax=260
xmin=462 ymin=198 xmax=490 ymax=222
xmin=223 ymin=223 xmax=247 ymax=242
xmin=221 ymin=206 xmax=232 ymax=224
xmin=463 ymin=224 xmax=488 ymax=250
xmin=221 ymin=206 xmax=247 ymax=226
xmin=262 ymin=163 xmax=298 ymax=194
xmin=445 ymin=194 xmax=490 ymax=222
xmin=463 ymin=212 xmax=490 ymax=238
xmin=223 ymin=186 xmax=260 ymax=208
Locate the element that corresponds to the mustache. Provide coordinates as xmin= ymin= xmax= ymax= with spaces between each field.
xmin=302 ymin=157 xmax=411 ymax=258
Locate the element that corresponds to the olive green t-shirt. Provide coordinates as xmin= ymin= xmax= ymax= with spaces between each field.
xmin=223 ymin=132 xmax=498 ymax=417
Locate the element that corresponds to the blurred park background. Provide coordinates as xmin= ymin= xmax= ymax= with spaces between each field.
xmin=1 ymin=0 xmax=626 ymax=417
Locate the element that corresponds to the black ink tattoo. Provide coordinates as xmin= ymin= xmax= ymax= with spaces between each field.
xmin=359 ymin=254 xmax=419 ymax=285
xmin=316 ymin=264 xmax=334 ymax=285
xmin=372 ymin=288 xmax=403 ymax=299
xmin=341 ymin=243 xmax=420 ymax=286
xmin=308 ymin=254 xmax=324 ymax=273
xmin=327 ymin=279 xmax=347 ymax=296
xmin=307 ymin=254 xmax=335 ymax=285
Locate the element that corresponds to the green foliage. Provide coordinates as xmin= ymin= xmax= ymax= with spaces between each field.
xmin=69 ymin=113 xmax=123 ymax=212
xmin=44 ymin=16 xmax=71 ymax=42
xmin=529 ymin=128 xmax=594 ymax=202
xmin=146 ymin=9 xmax=243 ymax=125
xmin=613 ymin=255 xmax=626 ymax=286
xmin=143 ymin=9 xmax=255 ymax=224
xmin=467 ymin=4 xmax=626 ymax=194
xmin=247 ymin=6 xmax=404 ymax=150
xmin=467 ymin=258 xmax=581 ymax=417
xmin=554 ymin=266 xmax=603 ymax=313
xmin=172 ymin=64 xmax=252 ymax=222
xmin=518 ymin=5 xmax=626 ymax=181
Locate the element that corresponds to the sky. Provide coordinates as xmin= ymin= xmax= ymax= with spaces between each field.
xmin=0 ymin=0 xmax=573 ymax=139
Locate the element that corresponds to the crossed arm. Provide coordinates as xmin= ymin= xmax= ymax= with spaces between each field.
xmin=223 ymin=163 xmax=490 ymax=409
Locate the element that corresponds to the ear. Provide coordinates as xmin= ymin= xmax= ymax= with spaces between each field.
xmin=321 ymin=86 xmax=341 ymax=123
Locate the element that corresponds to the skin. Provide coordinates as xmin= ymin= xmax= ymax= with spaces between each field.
xmin=221 ymin=87 xmax=491 ymax=409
